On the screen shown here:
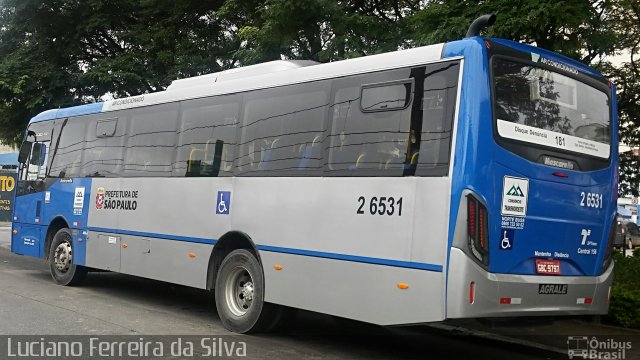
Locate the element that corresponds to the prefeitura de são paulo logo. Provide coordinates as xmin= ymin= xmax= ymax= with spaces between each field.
xmin=95 ymin=187 xmax=105 ymax=209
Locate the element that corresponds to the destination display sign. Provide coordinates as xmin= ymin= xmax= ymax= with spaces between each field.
xmin=497 ymin=119 xmax=609 ymax=159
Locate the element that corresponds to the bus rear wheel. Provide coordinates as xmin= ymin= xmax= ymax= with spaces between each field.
xmin=49 ymin=228 xmax=86 ymax=286
xmin=215 ymin=249 xmax=282 ymax=333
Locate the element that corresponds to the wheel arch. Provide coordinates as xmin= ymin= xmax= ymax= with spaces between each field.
xmin=44 ymin=216 xmax=70 ymax=260
xmin=206 ymin=231 xmax=261 ymax=290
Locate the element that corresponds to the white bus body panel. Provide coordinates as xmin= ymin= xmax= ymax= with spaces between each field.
xmin=261 ymin=252 xmax=444 ymax=325
xmin=85 ymin=176 xmax=451 ymax=324
xmin=79 ymin=44 xmax=455 ymax=325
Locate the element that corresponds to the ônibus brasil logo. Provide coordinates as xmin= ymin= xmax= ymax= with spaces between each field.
xmin=96 ymin=187 xmax=105 ymax=209
xmin=506 ymin=185 xmax=525 ymax=197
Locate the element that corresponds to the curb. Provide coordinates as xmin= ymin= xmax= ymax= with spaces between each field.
xmin=426 ymin=322 xmax=566 ymax=355
xmin=570 ymin=320 xmax=640 ymax=334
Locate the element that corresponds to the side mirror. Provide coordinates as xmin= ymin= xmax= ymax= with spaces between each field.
xmin=18 ymin=141 xmax=33 ymax=164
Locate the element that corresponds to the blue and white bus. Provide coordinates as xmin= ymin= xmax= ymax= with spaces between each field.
xmin=12 ymin=15 xmax=617 ymax=333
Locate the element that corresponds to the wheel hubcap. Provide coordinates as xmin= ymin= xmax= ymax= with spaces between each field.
xmin=225 ymin=266 xmax=254 ymax=316
xmin=54 ymin=240 xmax=72 ymax=273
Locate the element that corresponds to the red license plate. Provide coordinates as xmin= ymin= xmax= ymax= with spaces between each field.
xmin=536 ymin=259 xmax=561 ymax=275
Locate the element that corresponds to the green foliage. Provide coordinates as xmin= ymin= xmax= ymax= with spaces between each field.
xmin=611 ymin=250 xmax=640 ymax=288
xmin=407 ymin=0 xmax=617 ymax=61
xmin=600 ymin=0 xmax=640 ymax=196
xmin=608 ymin=285 xmax=640 ymax=328
xmin=0 ymin=0 xmax=234 ymax=146
xmin=0 ymin=0 xmax=637 ymax=195
xmin=619 ymin=153 xmax=640 ymax=196
xmin=218 ymin=0 xmax=407 ymax=64
xmin=606 ymin=251 xmax=640 ymax=328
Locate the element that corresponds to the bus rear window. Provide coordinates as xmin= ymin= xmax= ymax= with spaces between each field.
xmin=493 ymin=58 xmax=611 ymax=159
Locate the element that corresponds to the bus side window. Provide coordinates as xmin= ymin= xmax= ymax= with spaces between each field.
xmin=238 ymin=81 xmax=328 ymax=176
xmin=49 ymin=119 xmax=86 ymax=178
xmin=415 ymin=61 xmax=460 ymax=176
xmin=327 ymin=71 xmax=413 ymax=176
xmin=124 ymin=104 xmax=178 ymax=177
xmin=81 ymin=117 xmax=124 ymax=177
xmin=420 ymin=75 xmax=448 ymax=169
xmin=175 ymin=98 xmax=239 ymax=177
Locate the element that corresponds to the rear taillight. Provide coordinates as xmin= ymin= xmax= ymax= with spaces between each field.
xmin=467 ymin=195 xmax=489 ymax=267
xmin=467 ymin=198 xmax=476 ymax=238
xmin=478 ymin=207 xmax=487 ymax=249
xmin=602 ymin=219 xmax=616 ymax=273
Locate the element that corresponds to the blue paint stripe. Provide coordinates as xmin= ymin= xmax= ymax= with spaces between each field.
xmin=87 ymin=227 xmax=443 ymax=272
xmin=258 ymin=245 xmax=443 ymax=272
xmin=87 ymin=227 xmax=217 ymax=245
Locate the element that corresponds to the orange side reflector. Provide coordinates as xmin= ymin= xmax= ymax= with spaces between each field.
xmin=188 ymin=252 xmax=196 ymax=258
xmin=274 ymin=265 xmax=283 ymax=271
xmin=122 ymin=243 xmax=128 ymax=249
xmin=397 ymin=283 xmax=409 ymax=290
xmin=12 ymin=229 xmax=17 ymax=235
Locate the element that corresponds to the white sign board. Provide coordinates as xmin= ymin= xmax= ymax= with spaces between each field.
xmin=497 ymin=119 xmax=609 ymax=159
xmin=73 ymin=187 xmax=85 ymax=209
xmin=501 ymin=176 xmax=529 ymax=217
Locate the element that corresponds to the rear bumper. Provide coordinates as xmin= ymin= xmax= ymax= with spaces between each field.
xmin=446 ymin=247 xmax=613 ymax=318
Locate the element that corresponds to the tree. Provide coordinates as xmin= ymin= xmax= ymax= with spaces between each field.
xmin=217 ymin=0 xmax=410 ymax=65
xmin=605 ymin=0 xmax=640 ymax=196
xmin=0 ymin=0 xmax=83 ymax=145
xmin=0 ymin=0 xmax=234 ymax=146
xmin=0 ymin=0 xmax=637 ymax=195
xmin=406 ymin=0 xmax=638 ymax=195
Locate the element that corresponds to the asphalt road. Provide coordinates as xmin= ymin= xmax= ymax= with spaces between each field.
xmin=0 ymin=225 xmax=562 ymax=359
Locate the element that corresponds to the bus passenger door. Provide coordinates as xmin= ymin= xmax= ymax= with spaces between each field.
xmin=13 ymin=121 xmax=55 ymax=257
xmin=16 ymin=141 xmax=50 ymax=222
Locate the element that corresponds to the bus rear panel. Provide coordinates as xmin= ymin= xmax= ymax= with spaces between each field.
xmin=445 ymin=38 xmax=615 ymax=318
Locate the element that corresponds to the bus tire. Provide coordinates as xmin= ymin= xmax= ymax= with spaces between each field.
xmin=48 ymin=228 xmax=87 ymax=286
xmin=215 ymin=249 xmax=280 ymax=333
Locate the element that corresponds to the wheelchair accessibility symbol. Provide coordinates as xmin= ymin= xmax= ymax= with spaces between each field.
xmin=216 ymin=191 xmax=231 ymax=215
xmin=500 ymin=228 xmax=514 ymax=250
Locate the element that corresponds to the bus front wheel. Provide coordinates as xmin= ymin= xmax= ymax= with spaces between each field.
xmin=215 ymin=249 xmax=282 ymax=333
xmin=48 ymin=228 xmax=87 ymax=286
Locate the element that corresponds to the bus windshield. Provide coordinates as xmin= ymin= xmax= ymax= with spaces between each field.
xmin=493 ymin=58 xmax=611 ymax=159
